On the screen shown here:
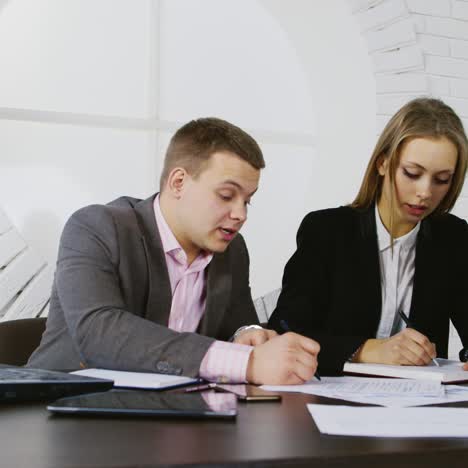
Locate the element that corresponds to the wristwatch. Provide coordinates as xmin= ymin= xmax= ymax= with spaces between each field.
xmin=230 ymin=324 xmax=263 ymax=342
xmin=459 ymin=347 xmax=468 ymax=362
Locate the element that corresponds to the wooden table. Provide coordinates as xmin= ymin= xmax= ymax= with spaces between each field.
xmin=3 ymin=392 xmax=468 ymax=468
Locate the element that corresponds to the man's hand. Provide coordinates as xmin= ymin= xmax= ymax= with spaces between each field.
xmin=246 ymin=332 xmax=320 ymax=385
xmin=463 ymin=362 xmax=468 ymax=371
xmin=233 ymin=328 xmax=277 ymax=346
xmin=354 ymin=328 xmax=436 ymax=365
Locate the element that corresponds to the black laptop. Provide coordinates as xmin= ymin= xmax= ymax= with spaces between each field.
xmin=0 ymin=365 xmax=113 ymax=402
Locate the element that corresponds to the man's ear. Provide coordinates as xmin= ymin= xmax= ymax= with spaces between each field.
xmin=377 ymin=154 xmax=389 ymax=176
xmin=166 ymin=167 xmax=188 ymax=199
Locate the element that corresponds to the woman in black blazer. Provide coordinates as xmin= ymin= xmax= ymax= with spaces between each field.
xmin=269 ymin=98 xmax=468 ymax=375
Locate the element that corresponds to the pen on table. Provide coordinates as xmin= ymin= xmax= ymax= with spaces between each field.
xmin=184 ymin=383 xmax=217 ymax=392
xmin=398 ymin=310 xmax=439 ymax=367
xmin=279 ymin=319 xmax=321 ymax=381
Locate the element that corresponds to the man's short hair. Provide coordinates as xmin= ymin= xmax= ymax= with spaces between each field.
xmin=159 ymin=117 xmax=265 ymax=190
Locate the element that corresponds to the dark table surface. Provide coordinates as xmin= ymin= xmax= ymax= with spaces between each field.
xmin=3 ymin=391 xmax=468 ymax=468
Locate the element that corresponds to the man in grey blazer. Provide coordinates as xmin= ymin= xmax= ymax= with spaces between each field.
xmin=29 ymin=118 xmax=320 ymax=385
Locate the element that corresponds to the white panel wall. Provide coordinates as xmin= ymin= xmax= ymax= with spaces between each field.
xmin=0 ymin=0 xmax=376 ymax=299
xmin=159 ymin=0 xmax=316 ymax=136
xmin=0 ymin=0 xmax=158 ymax=264
xmin=0 ymin=0 xmax=152 ymax=117
xmin=0 ymin=120 xmax=154 ymax=262
xmin=242 ymin=143 xmax=318 ymax=296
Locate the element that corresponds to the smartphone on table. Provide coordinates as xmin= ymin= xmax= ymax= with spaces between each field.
xmin=214 ymin=384 xmax=281 ymax=402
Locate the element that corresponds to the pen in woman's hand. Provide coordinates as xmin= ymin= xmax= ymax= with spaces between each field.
xmin=279 ymin=319 xmax=321 ymax=381
xmin=398 ymin=310 xmax=439 ymax=367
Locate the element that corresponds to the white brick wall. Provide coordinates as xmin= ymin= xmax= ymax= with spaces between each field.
xmin=377 ymin=93 xmax=419 ymax=114
xmin=452 ymin=77 xmax=468 ymax=97
xmin=364 ymin=18 xmax=415 ymax=52
xmin=406 ymin=0 xmax=451 ymax=17
xmin=375 ymin=73 xmax=428 ymax=93
xmin=355 ymin=0 xmax=408 ymax=31
xmin=426 ymin=55 xmax=468 ymax=79
xmin=453 ymin=0 xmax=468 ymax=21
xmin=452 ymin=39 xmax=468 ymax=59
xmin=349 ymin=0 xmax=384 ymax=14
xmin=429 ymin=75 xmax=451 ymax=95
xmin=417 ymin=34 xmax=450 ymax=56
xmin=371 ymin=44 xmax=424 ymax=72
xmin=415 ymin=15 xmax=468 ymax=40
xmin=350 ymin=0 xmax=468 ymax=359
xmin=445 ymin=96 xmax=468 ymax=117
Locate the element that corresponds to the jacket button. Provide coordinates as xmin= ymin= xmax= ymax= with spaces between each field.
xmin=156 ymin=361 xmax=169 ymax=373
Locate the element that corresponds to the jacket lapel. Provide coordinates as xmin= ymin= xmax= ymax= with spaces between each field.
xmin=134 ymin=195 xmax=173 ymax=325
xmin=357 ymin=206 xmax=382 ymax=334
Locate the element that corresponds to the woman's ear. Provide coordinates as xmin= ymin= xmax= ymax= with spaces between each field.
xmin=377 ymin=154 xmax=388 ymax=176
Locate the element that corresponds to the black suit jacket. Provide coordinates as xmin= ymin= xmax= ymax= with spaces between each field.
xmin=268 ymin=205 xmax=468 ymax=375
xmin=28 ymin=194 xmax=258 ymax=375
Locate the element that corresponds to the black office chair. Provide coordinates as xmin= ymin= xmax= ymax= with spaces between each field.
xmin=0 ymin=318 xmax=47 ymax=366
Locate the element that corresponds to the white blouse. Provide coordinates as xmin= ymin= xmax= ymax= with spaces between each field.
xmin=375 ymin=205 xmax=420 ymax=339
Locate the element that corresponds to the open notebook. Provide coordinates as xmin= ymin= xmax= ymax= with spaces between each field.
xmin=343 ymin=358 xmax=468 ymax=384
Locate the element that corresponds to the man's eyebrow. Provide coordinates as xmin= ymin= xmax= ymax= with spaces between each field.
xmin=219 ymin=180 xmax=258 ymax=197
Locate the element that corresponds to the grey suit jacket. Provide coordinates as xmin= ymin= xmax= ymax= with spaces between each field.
xmin=28 ymin=195 xmax=258 ymax=376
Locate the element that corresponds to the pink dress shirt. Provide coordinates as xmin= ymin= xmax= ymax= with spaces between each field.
xmin=153 ymin=196 xmax=252 ymax=382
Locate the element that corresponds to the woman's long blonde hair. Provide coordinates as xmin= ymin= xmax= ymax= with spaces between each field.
xmin=351 ymin=98 xmax=468 ymax=227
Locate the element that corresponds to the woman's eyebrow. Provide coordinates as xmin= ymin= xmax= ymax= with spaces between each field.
xmin=404 ymin=161 xmax=454 ymax=174
xmin=219 ymin=180 xmax=242 ymax=189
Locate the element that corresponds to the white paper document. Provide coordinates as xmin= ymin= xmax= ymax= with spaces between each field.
xmin=262 ymin=376 xmax=468 ymax=407
xmin=72 ymin=368 xmax=198 ymax=389
xmin=333 ymin=384 xmax=468 ymax=408
xmin=263 ymin=376 xmax=444 ymax=397
xmin=308 ymin=404 xmax=468 ymax=437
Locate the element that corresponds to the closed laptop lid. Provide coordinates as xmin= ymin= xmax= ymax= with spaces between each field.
xmin=0 ymin=365 xmax=113 ymax=402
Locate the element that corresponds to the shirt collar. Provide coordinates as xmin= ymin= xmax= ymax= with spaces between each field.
xmin=153 ymin=195 xmax=213 ymax=268
xmin=375 ymin=204 xmax=420 ymax=252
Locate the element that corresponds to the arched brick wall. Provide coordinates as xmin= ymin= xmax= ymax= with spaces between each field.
xmin=351 ymin=0 xmax=468 ymax=133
